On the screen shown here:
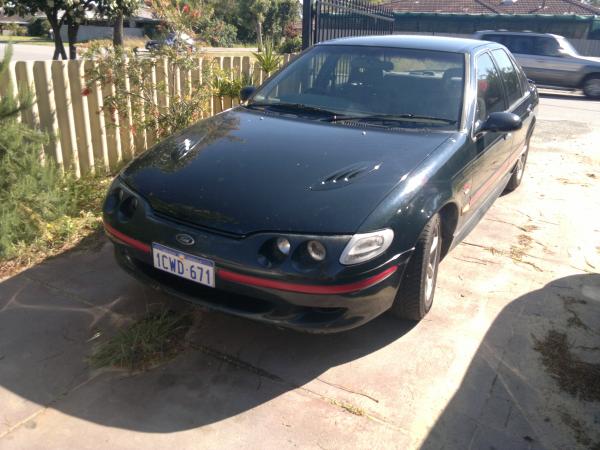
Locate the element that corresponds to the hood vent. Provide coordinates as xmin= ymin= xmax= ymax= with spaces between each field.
xmin=311 ymin=161 xmax=381 ymax=191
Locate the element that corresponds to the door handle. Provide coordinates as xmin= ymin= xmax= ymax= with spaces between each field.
xmin=527 ymin=104 xmax=533 ymax=113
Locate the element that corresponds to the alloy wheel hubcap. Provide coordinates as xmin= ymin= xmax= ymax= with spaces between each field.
xmin=424 ymin=226 xmax=440 ymax=306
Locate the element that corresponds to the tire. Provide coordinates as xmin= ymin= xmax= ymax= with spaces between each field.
xmin=504 ymin=138 xmax=530 ymax=193
xmin=390 ymin=214 xmax=442 ymax=321
xmin=583 ymin=75 xmax=600 ymax=99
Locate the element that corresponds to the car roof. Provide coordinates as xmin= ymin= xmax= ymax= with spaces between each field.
xmin=475 ymin=30 xmax=563 ymax=39
xmin=319 ymin=35 xmax=494 ymax=53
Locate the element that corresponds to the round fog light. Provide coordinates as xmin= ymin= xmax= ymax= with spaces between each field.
xmin=307 ymin=240 xmax=326 ymax=261
xmin=276 ymin=237 xmax=291 ymax=255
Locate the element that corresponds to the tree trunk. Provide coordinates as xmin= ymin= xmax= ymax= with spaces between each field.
xmin=256 ymin=20 xmax=263 ymax=52
xmin=47 ymin=14 xmax=67 ymax=60
xmin=113 ymin=12 xmax=124 ymax=47
xmin=67 ymin=18 xmax=79 ymax=60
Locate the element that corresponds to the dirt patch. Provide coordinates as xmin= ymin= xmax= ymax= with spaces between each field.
xmin=330 ymin=399 xmax=366 ymax=417
xmin=560 ymin=295 xmax=591 ymax=332
xmin=533 ymin=329 xmax=600 ymax=402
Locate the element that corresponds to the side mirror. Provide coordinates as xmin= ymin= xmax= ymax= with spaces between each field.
xmin=480 ymin=111 xmax=522 ymax=133
xmin=239 ymin=86 xmax=256 ymax=102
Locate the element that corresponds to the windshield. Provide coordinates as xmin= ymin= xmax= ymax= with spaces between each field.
xmin=250 ymin=45 xmax=465 ymax=129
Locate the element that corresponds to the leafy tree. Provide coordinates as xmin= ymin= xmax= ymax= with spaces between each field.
xmin=3 ymin=0 xmax=68 ymax=59
xmin=3 ymin=0 xmax=96 ymax=59
xmin=64 ymin=0 xmax=96 ymax=59
xmin=27 ymin=17 xmax=51 ymax=37
xmin=263 ymin=0 xmax=300 ymax=45
xmin=148 ymin=0 xmax=238 ymax=47
xmin=95 ymin=0 xmax=140 ymax=47
xmin=208 ymin=0 xmax=299 ymax=49
xmin=238 ymin=0 xmax=270 ymax=51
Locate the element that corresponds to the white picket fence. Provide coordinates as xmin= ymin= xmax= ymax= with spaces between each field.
xmin=0 ymin=50 xmax=294 ymax=177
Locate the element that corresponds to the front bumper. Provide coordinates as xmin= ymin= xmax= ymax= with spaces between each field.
xmin=108 ymin=230 xmax=411 ymax=333
xmin=103 ymin=178 xmax=414 ymax=332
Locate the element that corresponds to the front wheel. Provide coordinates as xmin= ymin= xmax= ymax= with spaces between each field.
xmin=390 ymin=214 xmax=442 ymax=321
xmin=504 ymin=141 xmax=529 ymax=193
xmin=583 ymin=75 xmax=600 ymax=99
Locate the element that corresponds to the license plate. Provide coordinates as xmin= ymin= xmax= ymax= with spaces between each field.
xmin=152 ymin=243 xmax=215 ymax=288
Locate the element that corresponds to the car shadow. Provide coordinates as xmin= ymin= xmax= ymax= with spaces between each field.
xmin=420 ymin=273 xmax=600 ymax=450
xmin=0 ymin=238 xmax=415 ymax=434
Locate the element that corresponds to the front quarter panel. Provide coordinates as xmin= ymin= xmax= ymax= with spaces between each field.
xmin=357 ymin=133 xmax=471 ymax=256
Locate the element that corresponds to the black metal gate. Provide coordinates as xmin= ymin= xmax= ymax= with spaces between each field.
xmin=302 ymin=0 xmax=395 ymax=50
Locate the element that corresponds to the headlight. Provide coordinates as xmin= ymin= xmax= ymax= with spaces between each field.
xmin=339 ymin=229 xmax=394 ymax=265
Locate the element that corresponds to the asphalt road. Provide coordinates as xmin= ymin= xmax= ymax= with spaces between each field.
xmin=0 ymin=94 xmax=598 ymax=449
xmin=0 ymin=43 xmax=55 ymax=61
xmin=538 ymin=89 xmax=600 ymax=125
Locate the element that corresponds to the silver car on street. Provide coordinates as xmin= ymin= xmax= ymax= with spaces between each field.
xmin=473 ymin=31 xmax=600 ymax=99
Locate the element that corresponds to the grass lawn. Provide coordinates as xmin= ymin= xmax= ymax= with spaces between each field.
xmin=0 ymin=36 xmax=54 ymax=45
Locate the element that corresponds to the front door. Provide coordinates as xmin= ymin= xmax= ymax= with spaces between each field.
xmin=466 ymin=51 xmax=512 ymax=215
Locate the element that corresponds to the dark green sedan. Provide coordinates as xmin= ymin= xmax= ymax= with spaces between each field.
xmin=103 ymin=35 xmax=538 ymax=333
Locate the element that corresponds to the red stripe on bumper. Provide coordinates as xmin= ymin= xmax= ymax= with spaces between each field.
xmin=104 ymin=222 xmax=152 ymax=253
xmin=218 ymin=265 xmax=398 ymax=295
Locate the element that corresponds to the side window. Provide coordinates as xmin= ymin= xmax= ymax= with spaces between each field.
xmin=491 ymin=49 xmax=523 ymax=105
xmin=533 ymin=37 xmax=561 ymax=57
xmin=475 ymin=52 xmax=506 ymax=124
xmin=504 ymin=35 xmax=534 ymax=55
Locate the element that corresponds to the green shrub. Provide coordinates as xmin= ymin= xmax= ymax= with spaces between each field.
xmin=0 ymin=46 xmax=55 ymax=259
xmin=253 ymin=40 xmax=283 ymax=77
xmin=27 ymin=18 xmax=51 ymax=37
xmin=5 ymin=23 xmax=27 ymax=37
xmin=0 ymin=47 xmax=110 ymax=265
xmin=279 ymin=36 xmax=301 ymax=54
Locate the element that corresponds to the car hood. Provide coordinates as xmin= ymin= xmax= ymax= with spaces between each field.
xmin=122 ymin=109 xmax=452 ymax=235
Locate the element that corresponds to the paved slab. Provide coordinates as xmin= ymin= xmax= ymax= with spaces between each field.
xmin=0 ymin=94 xmax=599 ymax=449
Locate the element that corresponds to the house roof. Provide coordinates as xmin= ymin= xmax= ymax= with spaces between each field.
xmin=386 ymin=0 xmax=600 ymax=15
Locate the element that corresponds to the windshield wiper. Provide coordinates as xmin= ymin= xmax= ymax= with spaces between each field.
xmin=246 ymin=102 xmax=339 ymax=117
xmin=328 ymin=113 xmax=457 ymax=125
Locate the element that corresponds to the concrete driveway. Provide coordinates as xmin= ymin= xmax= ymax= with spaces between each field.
xmin=1 ymin=94 xmax=599 ymax=449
